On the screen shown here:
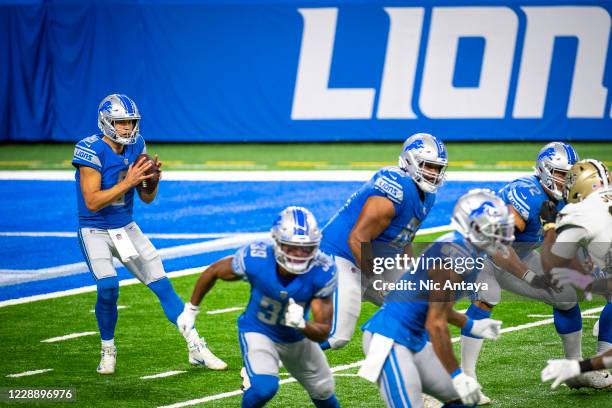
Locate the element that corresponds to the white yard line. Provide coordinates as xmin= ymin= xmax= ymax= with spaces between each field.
xmin=6 ymin=368 xmax=54 ymax=378
xmin=206 ymin=307 xmax=244 ymax=315
xmin=0 ymin=225 xmax=451 ymax=290
xmin=90 ymin=305 xmax=127 ymax=313
xmin=141 ymin=371 xmax=186 ymax=380
xmin=157 ymin=306 xmax=604 ymax=408
xmin=0 ymin=170 xmax=525 ymax=182
xmin=0 ymin=232 xmax=237 ymax=239
xmin=528 ymin=314 xmax=599 ymax=319
xmin=41 ymin=331 xmax=98 ymax=343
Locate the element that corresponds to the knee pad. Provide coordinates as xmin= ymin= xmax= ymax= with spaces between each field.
xmin=553 ymin=304 xmax=582 ymax=334
xmin=96 ymin=277 xmax=119 ymax=305
xmin=246 ymin=374 xmax=279 ymax=403
xmin=328 ymin=336 xmax=351 ymax=350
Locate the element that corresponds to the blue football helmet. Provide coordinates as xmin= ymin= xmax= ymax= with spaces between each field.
xmin=271 ymin=206 xmax=321 ymax=274
xmin=398 ymin=133 xmax=448 ymax=193
xmin=535 ymin=142 xmax=579 ymax=200
xmin=97 ymin=94 xmax=141 ymax=145
xmin=452 ymin=189 xmax=514 ymax=252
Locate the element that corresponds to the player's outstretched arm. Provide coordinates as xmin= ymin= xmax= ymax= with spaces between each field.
xmin=79 ymin=160 xmax=154 ymax=212
xmin=348 ymin=196 xmax=395 ymax=269
xmin=176 ymin=257 xmax=241 ymax=336
xmin=448 ymin=308 xmax=501 ymax=340
xmin=301 ymin=296 xmax=333 ymax=343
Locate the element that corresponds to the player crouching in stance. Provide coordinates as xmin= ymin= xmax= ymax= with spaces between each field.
xmin=358 ymin=189 xmax=509 ymax=408
xmin=177 ymin=207 xmax=340 ymax=408
xmin=320 ymin=133 xmax=447 ymax=350
xmin=539 ymin=159 xmax=612 ymax=389
xmin=73 ymin=94 xmax=226 ymax=374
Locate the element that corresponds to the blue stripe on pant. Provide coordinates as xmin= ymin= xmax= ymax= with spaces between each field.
xmin=382 ymin=349 xmax=412 ymax=408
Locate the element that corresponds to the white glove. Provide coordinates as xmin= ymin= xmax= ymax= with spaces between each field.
xmin=551 ymin=267 xmax=594 ymax=291
xmin=541 ymin=359 xmax=581 ymax=389
xmin=176 ymin=302 xmax=200 ymax=337
xmin=283 ymin=298 xmax=306 ymax=329
xmin=451 ymin=371 xmax=482 ymax=406
xmin=469 ymin=318 xmax=502 ymax=340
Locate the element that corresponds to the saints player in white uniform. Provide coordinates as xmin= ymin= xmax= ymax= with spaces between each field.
xmin=539 ymin=159 xmax=612 ymax=389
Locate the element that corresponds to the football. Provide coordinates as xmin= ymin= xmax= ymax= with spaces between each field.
xmin=135 ymin=153 xmax=160 ymax=194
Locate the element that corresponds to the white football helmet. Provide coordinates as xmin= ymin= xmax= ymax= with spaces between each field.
xmin=398 ymin=133 xmax=448 ymax=193
xmin=98 ymin=94 xmax=141 ymax=145
xmin=535 ymin=142 xmax=579 ymax=200
xmin=271 ymin=206 xmax=321 ymax=274
xmin=452 ymin=189 xmax=514 ymax=252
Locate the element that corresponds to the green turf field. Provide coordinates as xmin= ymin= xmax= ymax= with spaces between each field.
xmin=0 ymin=142 xmax=611 ymax=171
xmin=0 ymin=231 xmax=609 ymax=407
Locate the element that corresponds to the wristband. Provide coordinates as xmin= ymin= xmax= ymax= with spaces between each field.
xmin=450 ymin=368 xmax=462 ymax=379
xmin=522 ymin=269 xmax=536 ymax=284
xmin=542 ymin=223 xmax=556 ymax=232
xmin=579 ymin=359 xmax=594 ymax=373
xmin=464 ymin=318 xmax=474 ymax=334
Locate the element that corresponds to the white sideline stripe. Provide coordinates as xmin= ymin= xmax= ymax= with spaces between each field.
xmin=0 ymin=233 xmax=269 ymax=286
xmin=333 ymin=373 xmax=359 ymax=377
xmin=7 ymin=368 xmax=53 ymax=378
xmin=527 ymin=313 xmax=599 ymax=319
xmin=157 ymin=306 xmax=604 ymax=408
xmin=0 ymin=170 xmax=525 ymax=182
xmin=90 ymin=305 xmax=127 ymax=313
xmin=0 ymin=232 xmax=236 ymax=239
xmin=0 ymin=225 xmax=451 ymax=288
xmin=41 ymin=331 xmax=97 ymax=343
xmin=0 ymin=266 xmax=204 ymax=308
xmin=206 ymin=307 xmax=244 ymax=315
xmin=141 ymin=371 xmax=186 ymax=380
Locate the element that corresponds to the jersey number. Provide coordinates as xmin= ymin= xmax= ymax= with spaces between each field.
xmin=256 ymin=296 xmax=305 ymax=325
xmin=112 ymin=171 xmax=127 ymax=206
xmin=392 ymin=217 xmax=420 ymax=244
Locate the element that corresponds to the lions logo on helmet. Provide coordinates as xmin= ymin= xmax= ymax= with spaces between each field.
xmin=271 ymin=206 xmax=321 ymax=275
xmin=452 ymin=189 xmax=514 ymax=251
xmin=98 ymin=94 xmax=141 ymax=145
xmin=535 ymin=142 xmax=579 ymax=200
xmin=398 ymin=133 xmax=448 ymax=193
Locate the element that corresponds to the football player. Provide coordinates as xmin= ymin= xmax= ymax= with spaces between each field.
xmin=458 ymin=142 xmax=609 ymax=403
xmin=73 ymin=94 xmax=226 ymax=374
xmin=540 ymin=159 xmax=612 ymax=371
xmin=320 ymin=133 xmax=448 ymax=350
xmin=359 ymin=189 xmax=511 ymax=407
xmin=177 ymin=207 xmax=340 ymax=408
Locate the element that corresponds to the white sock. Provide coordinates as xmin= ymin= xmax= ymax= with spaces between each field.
xmin=560 ymin=330 xmax=582 ymax=360
xmin=185 ymin=328 xmax=200 ymax=344
xmin=461 ymin=335 xmax=484 ymax=379
xmin=101 ymin=339 xmax=115 ymax=348
xmin=597 ymin=340 xmax=612 ymax=355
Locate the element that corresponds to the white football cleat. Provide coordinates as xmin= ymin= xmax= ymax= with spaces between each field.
xmin=188 ymin=337 xmax=228 ymax=370
xmin=97 ymin=345 xmax=116 ymax=375
xmin=476 ymin=390 xmax=491 ymax=405
xmin=566 ymin=370 xmax=612 ymax=389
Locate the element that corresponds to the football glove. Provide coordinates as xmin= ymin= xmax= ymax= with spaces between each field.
xmin=469 ymin=318 xmax=502 ymax=340
xmin=283 ymin=298 xmax=306 ymax=329
xmin=551 ymin=267 xmax=594 ymax=291
xmin=451 ymin=371 xmax=482 ymax=406
xmin=541 ymin=359 xmax=581 ymax=389
xmin=539 ymin=200 xmax=558 ymax=226
xmin=177 ymin=302 xmax=200 ymax=337
xmin=523 ymin=269 xmax=557 ymax=293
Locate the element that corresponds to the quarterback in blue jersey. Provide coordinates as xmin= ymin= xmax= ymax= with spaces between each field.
xmin=177 ymin=207 xmax=340 ymax=408
xmin=359 ymin=189 xmax=511 ymax=407
xmin=73 ymin=94 xmax=226 ymax=374
xmin=459 ymin=142 xmax=610 ymax=401
xmin=320 ymin=133 xmax=447 ymax=350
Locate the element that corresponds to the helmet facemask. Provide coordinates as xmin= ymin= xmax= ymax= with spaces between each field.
xmin=399 ymin=149 xmax=448 ymax=193
xmin=535 ymin=142 xmax=579 ymax=201
xmin=273 ymin=240 xmax=320 ymax=275
xmin=97 ymin=94 xmax=141 ymax=145
xmin=468 ymin=216 xmax=514 ymax=253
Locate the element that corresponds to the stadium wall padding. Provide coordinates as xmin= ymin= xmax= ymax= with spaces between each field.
xmin=1 ymin=0 xmax=611 ymax=142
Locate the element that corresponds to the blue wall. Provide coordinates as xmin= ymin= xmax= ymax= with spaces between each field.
xmin=1 ymin=1 xmax=611 ymax=142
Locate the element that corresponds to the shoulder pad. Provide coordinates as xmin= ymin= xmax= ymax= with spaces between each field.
xmin=374 ymin=169 xmax=404 ymax=205
xmin=246 ymin=241 xmax=270 ymax=259
xmin=312 ymin=251 xmax=335 ymax=272
xmin=505 ymin=180 xmax=540 ymax=220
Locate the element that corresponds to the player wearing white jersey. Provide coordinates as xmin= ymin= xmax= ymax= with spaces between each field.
xmin=539 ymin=159 xmax=612 ymax=390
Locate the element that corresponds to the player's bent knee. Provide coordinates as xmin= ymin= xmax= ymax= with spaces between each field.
xmin=247 ymin=374 xmax=279 ymax=403
xmin=308 ymin=377 xmax=335 ymax=401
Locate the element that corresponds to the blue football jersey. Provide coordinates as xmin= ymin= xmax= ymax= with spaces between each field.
xmin=232 ymin=242 xmax=337 ymax=343
xmin=498 ymin=175 xmax=565 ymax=257
xmin=72 ymin=134 xmax=146 ymax=229
xmin=321 ymin=166 xmax=436 ymax=264
xmin=362 ymin=231 xmax=484 ymax=352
